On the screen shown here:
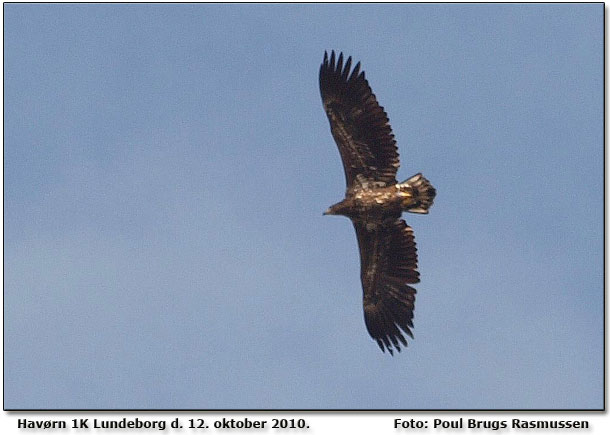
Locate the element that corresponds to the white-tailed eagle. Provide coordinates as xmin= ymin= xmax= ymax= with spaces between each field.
xmin=320 ymin=51 xmax=436 ymax=354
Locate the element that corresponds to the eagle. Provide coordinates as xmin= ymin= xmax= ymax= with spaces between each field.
xmin=320 ymin=51 xmax=436 ymax=355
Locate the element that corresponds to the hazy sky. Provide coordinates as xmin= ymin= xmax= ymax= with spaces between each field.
xmin=4 ymin=3 xmax=603 ymax=409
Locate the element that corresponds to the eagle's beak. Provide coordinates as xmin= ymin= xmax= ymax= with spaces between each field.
xmin=323 ymin=208 xmax=332 ymax=216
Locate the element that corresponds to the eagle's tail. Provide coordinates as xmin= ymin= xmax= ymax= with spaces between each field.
xmin=400 ymin=173 xmax=436 ymax=214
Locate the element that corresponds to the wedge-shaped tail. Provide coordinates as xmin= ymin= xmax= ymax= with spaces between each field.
xmin=401 ymin=173 xmax=436 ymax=214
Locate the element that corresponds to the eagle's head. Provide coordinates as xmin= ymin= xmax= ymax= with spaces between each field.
xmin=323 ymin=200 xmax=350 ymax=217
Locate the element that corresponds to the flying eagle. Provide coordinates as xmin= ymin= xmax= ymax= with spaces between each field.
xmin=320 ymin=51 xmax=436 ymax=355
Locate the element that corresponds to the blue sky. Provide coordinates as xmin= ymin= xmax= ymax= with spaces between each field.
xmin=4 ymin=3 xmax=603 ymax=409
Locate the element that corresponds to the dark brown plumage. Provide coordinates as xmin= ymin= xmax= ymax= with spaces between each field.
xmin=320 ymin=51 xmax=436 ymax=355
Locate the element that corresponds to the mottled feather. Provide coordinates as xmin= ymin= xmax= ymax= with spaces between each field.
xmin=354 ymin=219 xmax=419 ymax=354
xmin=319 ymin=51 xmax=400 ymax=190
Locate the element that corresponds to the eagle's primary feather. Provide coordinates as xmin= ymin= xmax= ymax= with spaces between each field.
xmin=320 ymin=51 xmax=436 ymax=355
xmin=319 ymin=51 xmax=400 ymax=190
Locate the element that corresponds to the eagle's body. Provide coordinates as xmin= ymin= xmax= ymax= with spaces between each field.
xmin=320 ymin=51 xmax=436 ymax=355
xmin=326 ymin=182 xmax=420 ymax=221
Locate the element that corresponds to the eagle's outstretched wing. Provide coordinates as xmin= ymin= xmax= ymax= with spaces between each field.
xmin=353 ymin=218 xmax=419 ymax=355
xmin=319 ymin=51 xmax=399 ymax=190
